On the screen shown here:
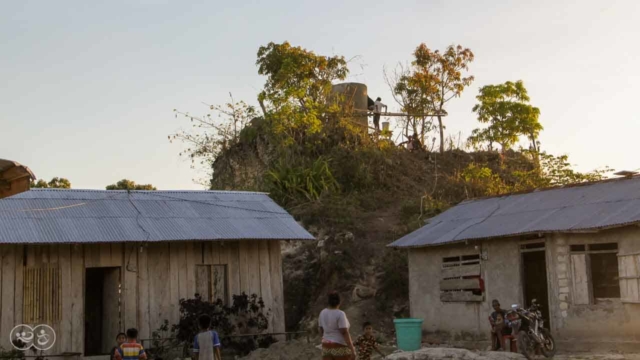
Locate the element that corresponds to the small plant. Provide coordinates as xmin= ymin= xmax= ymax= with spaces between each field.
xmin=266 ymin=156 xmax=339 ymax=204
xmin=147 ymin=320 xmax=177 ymax=360
xmin=0 ymin=346 xmax=24 ymax=360
xmin=172 ymin=293 xmax=274 ymax=357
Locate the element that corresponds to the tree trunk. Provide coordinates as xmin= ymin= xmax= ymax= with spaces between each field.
xmin=529 ymin=133 xmax=538 ymax=153
xmin=258 ymin=96 xmax=267 ymax=117
xmin=437 ymin=115 xmax=444 ymax=153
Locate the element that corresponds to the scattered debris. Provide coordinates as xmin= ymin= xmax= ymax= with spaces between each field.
xmin=236 ymin=340 xmax=318 ymax=360
xmin=387 ymin=348 xmax=523 ymax=360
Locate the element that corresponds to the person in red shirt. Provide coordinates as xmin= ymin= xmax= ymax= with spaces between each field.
xmin=114 ymin=328 xmax=147 ymax=360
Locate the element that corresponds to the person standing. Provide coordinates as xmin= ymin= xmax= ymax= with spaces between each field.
xmin=114 ymin=329 xmax=147 ymax=360
xmin=193 ymin=314 xmax=222 ymax=360
xmin=319 ymin=291 xmax=356 ymax=360
xmin=372 ymin=98 xmax=387 ymax=131
xmin=489 ymin=299 xmax=511 ymax=351
xmin=110 ymin=333 xmax=126 ymax=360
xmin=354 ymin=322 xmax=385 ymax=360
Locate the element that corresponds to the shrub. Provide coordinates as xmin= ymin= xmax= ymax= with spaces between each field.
xmin=266 ymin=156 xmax=339 ymax=204
xmin=376 ymin=249 xmax=409 ymax=311
xmin=0 ymin=347 xmax=24 ymax=360
xmin=172 ymin=293 xmax=275 ymax=357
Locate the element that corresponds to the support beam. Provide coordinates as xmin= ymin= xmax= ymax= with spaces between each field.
xmin=353 ymin=110 xmax=448 ymax=117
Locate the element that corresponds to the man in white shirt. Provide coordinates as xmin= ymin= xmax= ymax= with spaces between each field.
xmin=372 ymin=97 xmax=387 ymax=131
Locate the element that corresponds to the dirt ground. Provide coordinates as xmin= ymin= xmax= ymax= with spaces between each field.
xmin=236 ymin=339 xmax=640 ymax=360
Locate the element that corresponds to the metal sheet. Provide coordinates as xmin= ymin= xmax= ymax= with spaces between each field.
xmin=390 ymin=176 xmax=640 ymax=248
xmin=0 ymin=189 xmax=314 ymax=243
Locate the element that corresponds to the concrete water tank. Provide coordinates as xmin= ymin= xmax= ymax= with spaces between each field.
xmin=331 ymin=82 xmax=369 ymax=128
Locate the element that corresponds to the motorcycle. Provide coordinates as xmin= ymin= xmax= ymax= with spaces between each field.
xmin=506 ymin=299 xmax=557 ymax=359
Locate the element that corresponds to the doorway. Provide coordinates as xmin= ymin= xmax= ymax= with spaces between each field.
xmin=521 ymin=244 xmax=551 ymax=326
xmin=85 ymin=267 xmax=122 ymax=356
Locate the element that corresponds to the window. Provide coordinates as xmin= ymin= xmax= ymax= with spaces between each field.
xmin=440 ymin=254 xmax=483 ymax=302
xmin=195 ymin=264 xmax=228 ymax=304
xmin=23 ymin=266 xmax=61 ymax=323
xmin=618 ymin=253 xmax=640 ymax=304
xmin=570 ymin=243 xmax=620 ymax=304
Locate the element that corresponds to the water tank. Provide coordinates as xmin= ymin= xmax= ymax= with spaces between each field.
xmin=331 ymin=82 xmax=368 ymax=127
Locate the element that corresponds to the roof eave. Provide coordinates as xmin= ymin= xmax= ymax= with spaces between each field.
xmin=388 ymin=221 xmax=640 ymax=249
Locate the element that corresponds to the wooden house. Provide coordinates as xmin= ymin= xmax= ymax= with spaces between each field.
xmin=0 ymin=189 xmax=313 ymax=357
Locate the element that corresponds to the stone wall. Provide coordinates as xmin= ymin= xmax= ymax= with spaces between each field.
xmin=408 ymin=227 xmax=640 ymax=345
xmin=407 ymin=238 xmax=522 ymax=341
xmin=546 ymin=228 xmax=640 ymax=342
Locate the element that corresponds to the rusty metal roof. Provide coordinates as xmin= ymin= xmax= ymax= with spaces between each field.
xmin=0 ymin=158 xmax=36 ymax=180
xmin=0 ymin=189 xmax=314 ymax=244
xmin=389 ymin=176 xmax=640 ymax=248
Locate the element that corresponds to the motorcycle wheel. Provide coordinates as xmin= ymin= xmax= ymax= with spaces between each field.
xmin=517 ymin=331 xmax=535 ymax=360
xmin=540 ymin=328 xmax=557 ymax=358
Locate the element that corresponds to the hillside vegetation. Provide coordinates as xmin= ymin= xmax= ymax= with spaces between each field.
xmin=170 ymin=41 xmax=610 ymax=336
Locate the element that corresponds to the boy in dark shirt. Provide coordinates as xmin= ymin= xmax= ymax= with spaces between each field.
xmin=110 ymin=333 xmax=126 ymax=360
xmin=490 ymin=299 xmax=511 ymax=350
xmin=354 ymin=322 xmax=385 ymax=360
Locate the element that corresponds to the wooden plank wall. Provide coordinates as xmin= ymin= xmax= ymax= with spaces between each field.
xmin=571 ymin=253 xmax=591 ymax=305
xmin=0 ymin=240 xmax=286 ymax=355
xmin=618 ymin=253 xmax=640 ymax=303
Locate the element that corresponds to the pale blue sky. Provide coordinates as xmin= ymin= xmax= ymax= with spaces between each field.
xmin=2 ymin=0 xmax=639 ymax=190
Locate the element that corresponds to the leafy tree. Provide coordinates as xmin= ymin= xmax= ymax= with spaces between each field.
xmin=106 ymin=179 xmax=156 ymax=190
xmin=462 ymin=152 xmax=612 ymax=199
xmin=468 ymin=80 xmax=543 ymax=152
xmin=534 ymin=152 xmax=611 ymax=186
xmin=384 ymin=62 xmax=435 ymax=144
xmin=256 ymin=41 xmax=349 ymax=146
xmin=30 ymin=177 xmax=71 ymax=189
xmin=400 ymin=44 xmax=474 ymax=153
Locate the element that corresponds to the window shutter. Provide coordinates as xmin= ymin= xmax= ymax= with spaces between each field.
xmin=618 ymin=253 xmax=640 ymax=304
xmin=440 ymin=255 xmax=483 ymax=302
xmin=571 ymin=254 xmax=590 ymax=305
xmin=196 ymin=265 xmax=212 ymax=301
xmin=23 ymin=266 xmax=61 ymax=323
xmin=195 ymin=264 xmax=228 ymax=304
xmin=212 ymin=265 xmax=227 ymax=304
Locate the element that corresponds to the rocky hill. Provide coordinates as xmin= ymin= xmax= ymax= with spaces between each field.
xmin=210 ymin=127 xmax=540 ymax=339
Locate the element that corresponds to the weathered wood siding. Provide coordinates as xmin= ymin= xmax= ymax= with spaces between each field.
xmin=0 ymin=240 xmax=285 ymax=355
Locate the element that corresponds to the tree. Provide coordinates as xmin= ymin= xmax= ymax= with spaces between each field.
xmin=30 ymin=177 xmax=71 ymax=189
xmin=403 ymin=44 xmax=475 ymax=153
xmin=384 ymin=62 xmax=435 ymax=144
xmin=170 ymin=95 xmax=258 ymax=175
xmin=106 ymin=179 xmax=156 ymax=190
xmin=468 ymin=80 xmax=543 ymax=152
xmin=256 ymin=41 xmax=349 ymax=146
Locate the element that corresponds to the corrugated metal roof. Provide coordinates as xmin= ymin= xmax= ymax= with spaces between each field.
xmin=0 ymin=189 xmax=314 ymax=244
xmin=389 ymin=176 xmax=640 ymax=248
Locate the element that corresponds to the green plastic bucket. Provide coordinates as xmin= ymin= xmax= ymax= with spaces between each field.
xmin=394 ymin=318 xmax=423 ymax=351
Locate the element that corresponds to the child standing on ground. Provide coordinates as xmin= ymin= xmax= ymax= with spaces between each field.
xmin=110 ymin=333 xmax=126 ymax=360
xmin=114 ymin=328 xmax=147 ymax=360
xmin=193 ymin=314 xmax=222 ymax=360
xmin=354 ymin=322 xmax=385 ymax=360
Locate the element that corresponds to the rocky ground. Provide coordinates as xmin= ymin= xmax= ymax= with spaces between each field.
xmin=235 ymin=340 xmax=640 ymax=360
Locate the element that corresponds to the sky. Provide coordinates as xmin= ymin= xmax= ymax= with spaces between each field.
xmin=2 ymin=0 xmax=639 ymax=190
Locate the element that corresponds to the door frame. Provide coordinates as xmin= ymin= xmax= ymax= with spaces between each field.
xmin=84 ymin=266 xmax=122 ymax=356
xmin=519 ymin=239 xmax=552 ymax=329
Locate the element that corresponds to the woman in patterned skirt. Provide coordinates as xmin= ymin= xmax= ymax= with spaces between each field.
xmin=318 ymin=291 xmax=356 ymax=360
